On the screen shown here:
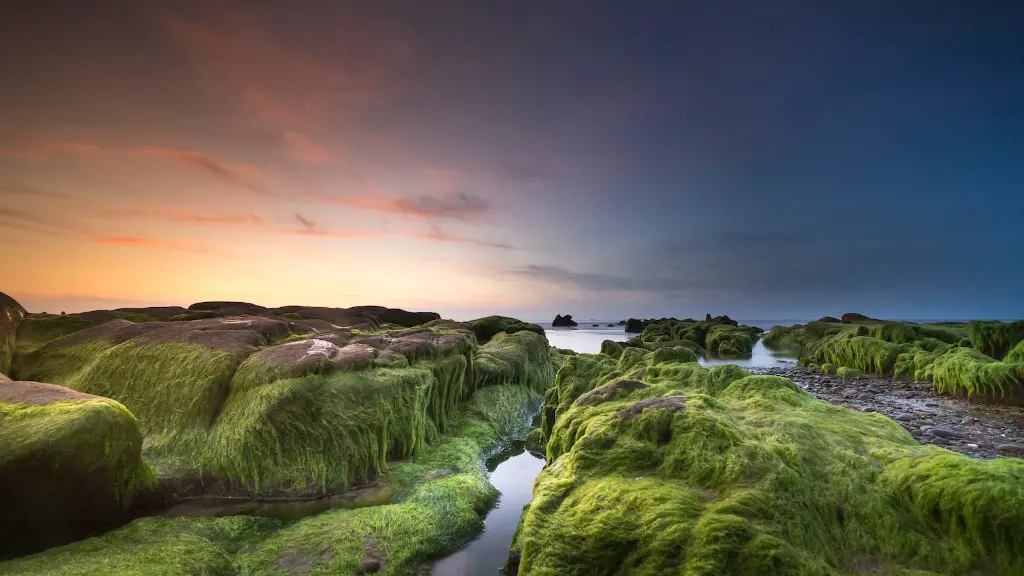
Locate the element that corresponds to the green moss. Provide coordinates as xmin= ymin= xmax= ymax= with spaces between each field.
xmin=1 ymin=382 xmax=546 ymax=575
xmin=928 ymin=347 xmax=1024 ymax=399
xmin=0 ymin=516 xmax=276 ymax=575
xmin=14 ymin=314 xmax=99 ymax=356
xmin=1005 ymin=339 xmax=1024 ymax=363
xmin=967 ymin=320 xmax=1024 ymax=359
xmin=474 ymin=331 xmax=553 ymax=393
xmin=813 ymin=334 xmax=901 ymax=375
xmin=204 ymin=355 xmax=471 ymax=494
xmin=836 ymin=366 xmax=860 ymax=377
xmin=705 ymin=324 xmax=757 ymax=357
xmin=466 ymin=315 xmax=545 ymax=344
xmin=635 ymin=318 xmax=761 ymax=359
xmin=518 ymin=350 xmax=1024 ymax=575
xmin=112 ymin=311 xmax=160 ymax=323
xmin=600 ymin=340 xmax=624 ymax=359
xmin=0 ymin=398 xmax=153 ymax=505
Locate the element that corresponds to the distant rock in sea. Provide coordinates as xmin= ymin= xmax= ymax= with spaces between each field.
xmin=552 ymin=314 xmax=578 ymax=327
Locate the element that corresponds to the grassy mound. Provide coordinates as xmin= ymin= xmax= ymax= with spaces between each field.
xmin=0 ymin=385 xmax=544 ymax=575
xmin=516 ymin=351 xmax=1024 ymax=575
xmin=0 ymin=383 xmax=154 ymax=558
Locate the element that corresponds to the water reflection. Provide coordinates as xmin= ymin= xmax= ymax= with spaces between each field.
xmin=432 ymin=441 xmax=545 ymax=576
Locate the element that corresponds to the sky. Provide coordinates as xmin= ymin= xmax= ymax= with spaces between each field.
xmin=1 ymin=0 xmax=1022 ymax=322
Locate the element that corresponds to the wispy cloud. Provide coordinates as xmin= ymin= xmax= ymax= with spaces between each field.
xmin=505 ymin=264 xmax=692 ymax=294
xmin=293 ymin=213 xmax=316 ymax=230
xmin=0 ymin=207 xmax=82 ymax=237
xmin=93 ymin=236 xmax=215 ymax=254
xmin=323 ymin=192 xmax=492 ymax=221
xmin=0 ymin=183 xmax=73 ymax=199
xmin=98 ymin=207 xmax=263 ymax=226
xmin=499 ymin=160 xmax=552 ymax=182
xmin=129 ymin=147 xmax=268 ymax=196
xmin=283 ymin=132 xmax=331 ymax=164
xmin=419 ymin=224 xmax=513 ymax=249
xmin=284 ymin=229 xmax=378 ymax=240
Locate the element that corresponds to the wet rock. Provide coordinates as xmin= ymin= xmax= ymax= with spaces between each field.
xmin=895 ymin=413 xmax=917 ymax=422
xmin=927 ymin=427 xmax=957 ymax=439
xmin=858 ymin=393 xmax=873 ymax=400
xmin=962 ymin=416 xmax=977 ymax=425
xmin=843 ymin=389 xmax=859 ymax=399
xmin=927 ymin=436 xmax=950 ymax=445
xmin=996 ymin=443 xmax=1024 ymax=457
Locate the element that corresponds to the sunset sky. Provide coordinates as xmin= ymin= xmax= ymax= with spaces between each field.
xmin=2 ymin=1 xmax=1022 ymax=321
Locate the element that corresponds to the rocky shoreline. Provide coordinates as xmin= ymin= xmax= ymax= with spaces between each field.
xmin=752 ymin=365 xmax=1024 ymax=459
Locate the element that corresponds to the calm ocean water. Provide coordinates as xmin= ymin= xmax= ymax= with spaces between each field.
xmin=537 ymin=320 xmax=807 ymax=368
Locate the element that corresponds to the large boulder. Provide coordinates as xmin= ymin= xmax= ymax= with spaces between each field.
xmin=0 ymin=380 xmax=152 ymax=558
xmin=551 ymin=314 xmax=578 ymax=327
xmin=0 ymin=292 xmax=27 ymax=376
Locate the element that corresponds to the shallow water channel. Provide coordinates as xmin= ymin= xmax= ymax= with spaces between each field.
xmin=432 ymin=441 xmax=545 ymax=576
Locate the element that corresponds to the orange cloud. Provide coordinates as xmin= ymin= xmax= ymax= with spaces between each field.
xmin=163 ymin=7 xmax=410 ymax=164
xmin=284 ymin=229 xmax=379 ymax=240
xmin=93 ymin=236 xmax=215 ymax=254
xmin=283 ymin=132 xmax=331 ymax=164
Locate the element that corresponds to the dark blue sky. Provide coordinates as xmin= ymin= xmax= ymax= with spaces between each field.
xmin=2 ymin=1 xmax=1022 ymax=320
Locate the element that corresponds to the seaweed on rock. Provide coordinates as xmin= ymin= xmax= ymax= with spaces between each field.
xmin=516 ymin=350 xmax=1024 ymax=575
xmin=967 ymin=320 xmax=1024 ymax=360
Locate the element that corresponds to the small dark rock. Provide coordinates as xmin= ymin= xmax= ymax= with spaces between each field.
xmin=927 ymin=436 xmax=950 ymax=445
xmin=857 ymin=393 xmax=873 ymax=400
xmin=961 ymin=416 xmax=977 ymax=425
xmin=862 ymin=407 xmax=876 ymax=413
xmin=894 ymin=413 xmax=917 ymax=422
xmin=927 ymin=427 xmax=957 ymax=439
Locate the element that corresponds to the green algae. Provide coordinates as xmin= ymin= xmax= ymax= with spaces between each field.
xmin=0 ymin=516 xmax=276 ymax=576
xmin=766 ymin=319 xmax=1024 ymax=402
xmin=204 ymin=356 xmax=473 ymax=494
xmin=518 ymin=350 xmax=1024 ymax=575
xmin=967 ymin=320 xmax=1024 ymax=359
xmin=474 ymin=331 xmax=553 ymax=393
xmin=13 ymin=314 xmax=99 ymax=356
xmin=1 ymin=397 xmax=155 ymax=559
xmin=466 ymin=315 xmax=545 ymax=344
xmin=0 ymin=385 xmax=544 ymax=576
xmin=630 ymin=317 xmax=762 ymax=358
xmin=0 ymin=398 xmax=154 ymax=506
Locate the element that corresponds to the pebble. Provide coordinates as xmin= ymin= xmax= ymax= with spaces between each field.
xmin=966 ymin=443 xmax=979 ymax=449
xmin=928 ymin=427 xmax=957 ymax=439
xmin=961 ymin=416 xmax=977 ymax=425
xmin=862 ymin=407 xmax=876 ymax=413
xmin=928 ymin=436 xmax=950 ymax=445
xmin=858 ymin=393 xmax=873 ymax=400
xmin=842 ymin=389 xmax=859 ymax=399
xmin=894 ymin=413 xmax=916 ymax=422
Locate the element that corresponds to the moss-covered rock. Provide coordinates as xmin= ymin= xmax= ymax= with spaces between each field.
xmin=0 ymin=380 xmax=153 ymax=558
xmin=763 ymin=318 xmax=1024 ymax=402
xmin=0 ymin=292 xmax=27 ymax=376
xmin=625 ymin=317 xmax=762 ymax=359
xmin=0 ymin=384 xmax=544 ymax=575
xmin=516 ymin=350 xmax=1024 ymax=575
xmin=967 ymin=320 xmax=1024 ymax=360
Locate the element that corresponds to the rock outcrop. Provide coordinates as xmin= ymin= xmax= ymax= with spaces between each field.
xmin=551 ymin=314 xmax=577 ymax=327
xmin=0 ymin=380 xmax=152 ymax=558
